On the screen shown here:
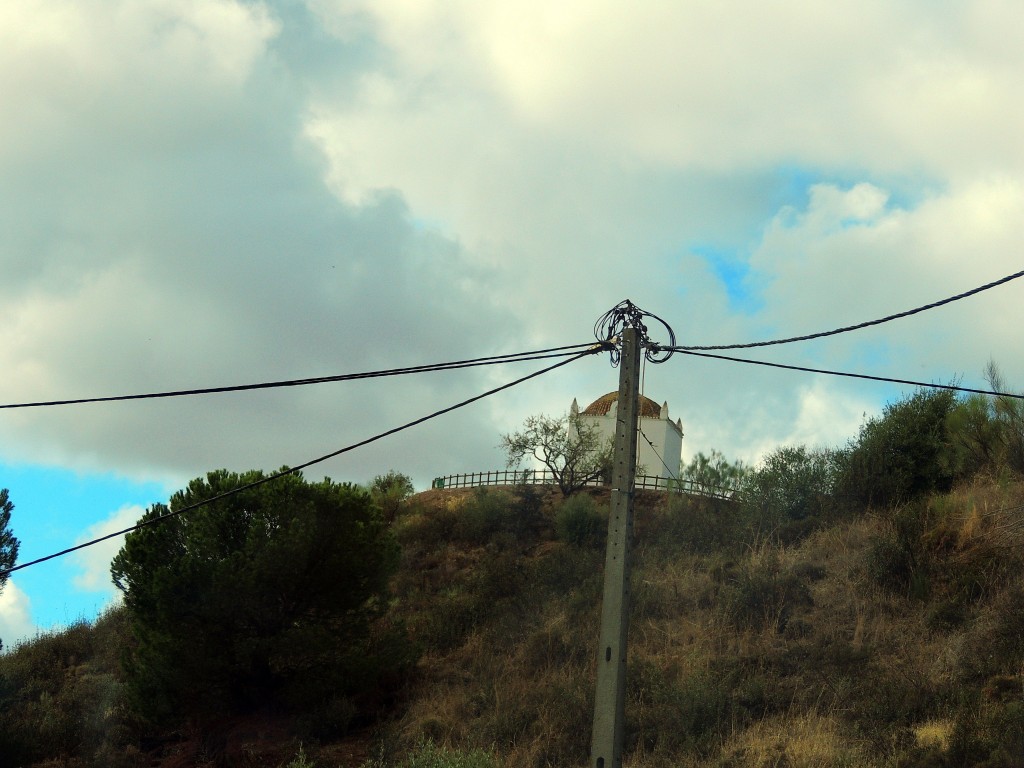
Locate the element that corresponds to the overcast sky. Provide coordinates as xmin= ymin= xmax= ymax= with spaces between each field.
xmin=3 ymin=0 xmax=1024 ymax=646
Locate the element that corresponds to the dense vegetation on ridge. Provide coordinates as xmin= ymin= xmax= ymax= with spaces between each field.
xmin=3 ymin=375 xmax=1024 ymax=767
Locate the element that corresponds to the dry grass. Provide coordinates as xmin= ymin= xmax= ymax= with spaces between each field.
xmin=374 ymin=480 xmax=1024 ymax=767
xmin=714 ymin=711 xmax=870 ymax=767
xmin=913 ymin=718 xmax=953 ymax=751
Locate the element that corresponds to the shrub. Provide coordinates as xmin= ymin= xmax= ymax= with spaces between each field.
xmin=742 ymin=445 xmax=841 ymax=542
xmin=628 ymin=659 xmax=732 ymax=757
xmin=554 ymin=494 xmax=606 ymax=547
xmin=372 ymin=470 xmax=415 ymax=522
xmin=680 ymin=450 xmax=749 ymax=494
xmin=528 ymin=544 xmax=603 ymax=615
xmin=720 ymin=548 xmax=814 ymax=633
xmin=452 ymin=488 xmax=518 ymax=544
xmin=838 ymin=389 xmax=958 ymax=509
xmin=945 ymin=700 xmax=1024 ymax=767
xmin=508 ymin=482 xmax=547 ymax=538
xmin=657 ymin=494 xmax=743 ymax=553
xmin=866 ymin=504 xmax=932 ymax=600
xmin=959 ymin=586 xmax=1024 ymax=683
xmin=0 ymin=618 xmax=138 ymax=767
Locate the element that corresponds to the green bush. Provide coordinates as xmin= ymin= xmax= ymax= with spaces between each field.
xmin=528 ymin=545 xmax=603 ymax=616
xmin=679 ymin=450 xmax=749 ymax=494
xmin=371 ymin=470 xmax=415 ymax=522
xmin=111 ymin=469 xmax=410 ymax=726
xmin=947 ymin=363 xmax=1024 ymax=480
xmin=838 ymin=389 xmax=958 ymax=509
xmin=943 ymin=701 xmax=1024 ymax=767
xmin=395 ymin=499 xmax=459 ymax=552
xmin=554 ymin=494 xmax=606 ymax=547
xmin=657 ymin=494 xmax=742 ymax=553
xmin=742 ymin=445 xmax=841 ymax=541
xmin=960 ymin=586 xmax=1024 ymax=683
xmin=452 ymin=488 xmax=518 ymax=544
xmin=0 ymin=617 xmax=140 ymax=768
xmin=508 ymin=482 xmax=547 ymax=538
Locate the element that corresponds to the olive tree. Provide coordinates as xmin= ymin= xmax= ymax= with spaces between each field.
xmin=370 ymin=470 xmax=415 ymax=522
xmin=501 ymin=413 xmax=609 ymax=496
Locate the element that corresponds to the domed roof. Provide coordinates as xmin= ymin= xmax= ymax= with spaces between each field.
xmin=581 ymin=391 xmax=662 ymax=418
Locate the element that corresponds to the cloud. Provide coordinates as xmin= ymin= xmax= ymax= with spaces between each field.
xmin=1 ymin=0 xmax=1023 ymax=500
xmin=0 ymin=580 xmax=35 ymax=650
xmin=70 ymin=504 xmax=146 ymax=595
xmin=662 ymin=173 xmax=1024 ymax=468
xmin=311 ymin=2 xmax=1024 ymax=180
xmin=0 ymin=0 xmax=519 ymax=489
xmin=748 ymin=179 xmax=1024 ymax=385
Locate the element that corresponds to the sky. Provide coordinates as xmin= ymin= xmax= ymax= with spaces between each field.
xmin=2 ymin=0 xmax=1024 ymax=647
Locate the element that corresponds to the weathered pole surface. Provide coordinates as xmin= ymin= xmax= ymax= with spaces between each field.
xmin=590 ymin=327 xmax=641 ymax=768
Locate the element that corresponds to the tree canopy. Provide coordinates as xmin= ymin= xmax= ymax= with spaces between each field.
xmin=370 ymin=470 xmax=415 ymax=522
xmin=110 ymin=469 xmax=405 ymax=727
xmin=501 ymin=412 xmax=609 ymax=496
xmin=0 ymin=488 xmax=20 ymax=652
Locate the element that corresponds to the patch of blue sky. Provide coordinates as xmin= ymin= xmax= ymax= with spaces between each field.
xmin=689 ymin=243 xmax=764 ymax=314
xmin=679 ymin=166 xmax=847 ymax=315
xmin=685 ymin=164 xmax=938 ymax=313
xmin=767 ymin=165 xmax=821 ymax=212
xmin=1 ymin=462 xmax=171 ymax=631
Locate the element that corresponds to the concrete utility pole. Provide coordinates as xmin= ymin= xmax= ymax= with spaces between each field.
xmin=590 ymin=327 xmax=641 ymax=768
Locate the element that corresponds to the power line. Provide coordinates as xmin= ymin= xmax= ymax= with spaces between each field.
xmin=0 ymin=344 xmax=606 ymax=578
xmin=0 ymin=343 xmax=596 ymax=410
xmin=638 ymin=425 xmax=678 ymax=479
xmin=671 ymin=268 xmax=1024 ymax=351
xmin=671 ymin=348 xmax=1024 ymax=400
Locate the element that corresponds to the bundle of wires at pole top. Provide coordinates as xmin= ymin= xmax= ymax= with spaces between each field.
xmin=594 ymin=300 xmax=677 ymax=365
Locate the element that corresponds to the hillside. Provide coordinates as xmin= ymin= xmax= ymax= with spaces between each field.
xmin=378 ymin=479 xmax=1024 ymax=767
xmin=5 ymin=473 xmax=1024 ymax=767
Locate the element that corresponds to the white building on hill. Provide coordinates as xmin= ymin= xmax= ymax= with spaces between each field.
xmin=570 ymin=392 xmax=684 ymax=480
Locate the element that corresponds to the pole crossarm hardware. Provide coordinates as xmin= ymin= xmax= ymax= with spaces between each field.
xmin=594 ymin=300 xmax=677 ymax=366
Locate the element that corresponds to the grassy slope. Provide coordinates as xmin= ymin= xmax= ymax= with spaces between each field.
xmin=5 ymin=480 xmax=1024 ymax=767
xmin=380 ymin=480 xmax=1024 ymax=768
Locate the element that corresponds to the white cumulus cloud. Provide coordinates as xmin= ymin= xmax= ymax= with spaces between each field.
xmin=0 ymin=580 xmax=35 ymax=651
xmin=70 ymin=504 xmax=146 ymax=595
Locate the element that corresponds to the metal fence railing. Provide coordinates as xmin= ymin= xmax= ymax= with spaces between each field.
xmin=430 ymin=470 xmax=737 ymax=500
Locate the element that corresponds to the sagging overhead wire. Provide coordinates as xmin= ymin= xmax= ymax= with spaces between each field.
xmin=0 ymin=345 xmax=604 ymax=578
xmin=0 ymin=343 xmax=597 ymax=411
xmin=672 ymin=348 xmax=1024 ymax=400
xmin=672 ymin=267 xmax=1024 ymax=351
xmin=638 ymin=425 xmax=679 ymax=481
